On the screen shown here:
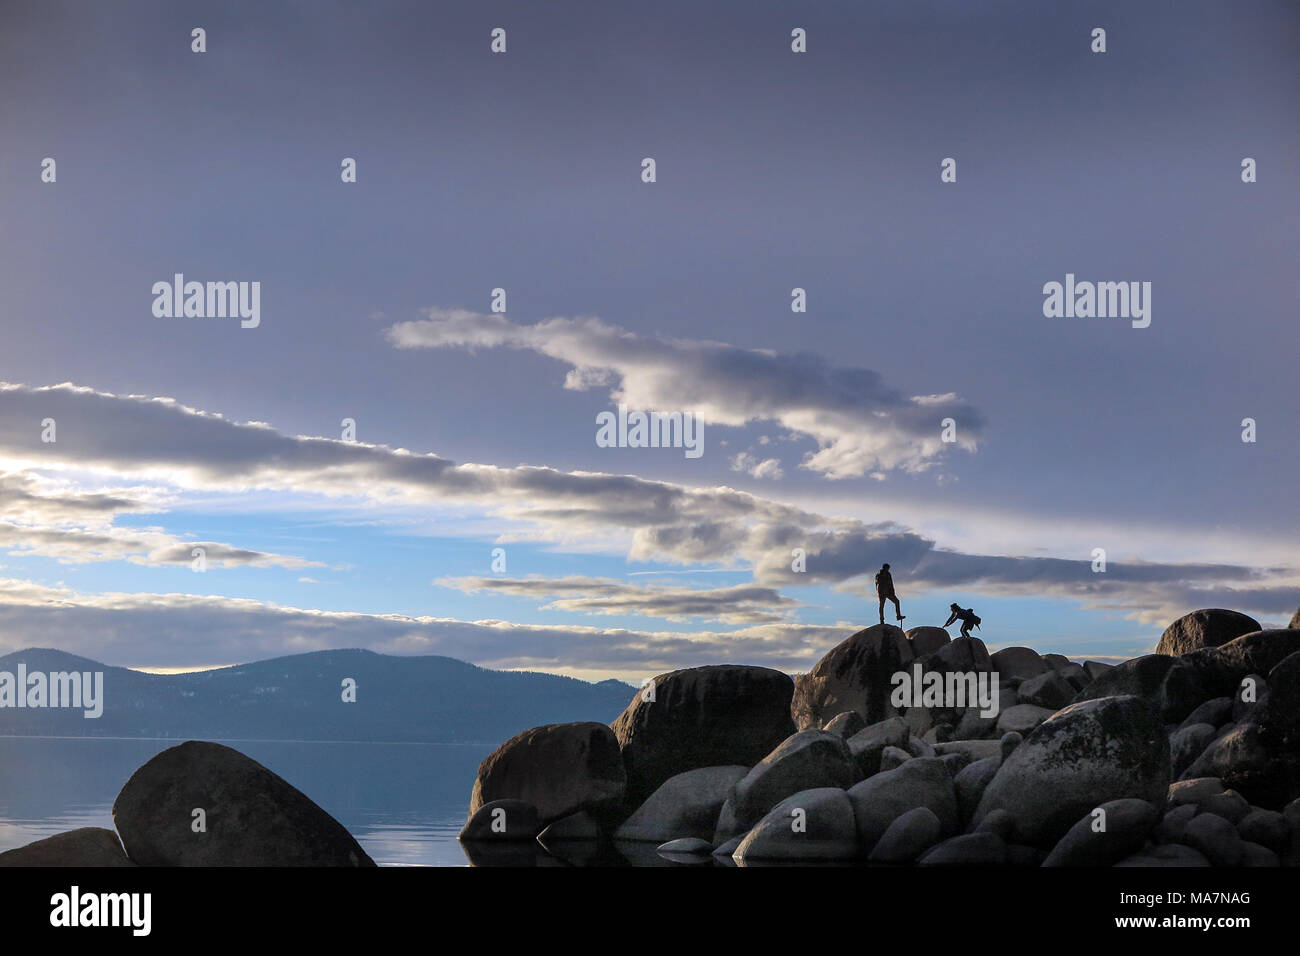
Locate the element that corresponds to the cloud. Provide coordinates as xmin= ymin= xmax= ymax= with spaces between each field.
xmin=437 ymin=575 xmax=802 ymax=624
xmin=385 ymin=309 xmax=983 ymax=478
xmin=0 ymin=381 xmax=1295 ymax=627
xmin=0 ymin=575 xmax=842 ymax=679
xmin=730 ymin=452 xmax=784 ymax=480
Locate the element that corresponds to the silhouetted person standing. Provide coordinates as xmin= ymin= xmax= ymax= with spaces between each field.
xmin=944 ymin=603 xmax=981 ymax=638
xmin=875 ymin=563 xmax=905 ymax=625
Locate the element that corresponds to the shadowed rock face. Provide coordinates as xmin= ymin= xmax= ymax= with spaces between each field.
xmin=792 ymin=624 xmax=913 ymax=731
xmin=0 ymin=828 xmax=135 ymax=867
xmin=972 ymin=696 xmax=1170 ymax=848
xmin=113 ymin=740 xmax=375 ymax=866
xmin=612 ymin=665 xmax=795 ymax=806
xmin=1070 ymin=654 xmax=1206 ymax=723
xmin=470 ymin=722 xmax=626 ymax=825
xmin=1183 ymin=630 xmax=1300 ymax=698
xmin=1157 ymin=609 xmax=1261 ymax=657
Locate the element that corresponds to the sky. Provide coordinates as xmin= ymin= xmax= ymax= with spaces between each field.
xmin=0 ymin=0 xmax=1296 ymax=681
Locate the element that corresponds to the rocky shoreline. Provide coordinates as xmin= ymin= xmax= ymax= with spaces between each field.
xmin=4 ymin=607 xmax=1295 ymax=867
xmin=461 ymin=608 xmax=1300 ymax=866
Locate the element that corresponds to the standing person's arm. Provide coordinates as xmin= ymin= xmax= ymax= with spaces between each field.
xmin=943 ymin=610 xmax=957 ymax=627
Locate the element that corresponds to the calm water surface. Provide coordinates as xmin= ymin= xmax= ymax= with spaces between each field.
xmin=0 ymin=736 xmax=493 ymax=866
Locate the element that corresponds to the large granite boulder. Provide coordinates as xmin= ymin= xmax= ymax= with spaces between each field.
xmin=612 ymin=665 xmax=794 ymax=805
xmin=732 ymin=730 xmax=856 ymax=827
xmin=1157 ymin=609 xmax=1261 ymax=657
xmin=791 ymin=624 xmax=913 ymax=731
xmin=1183 ymin=630 xmax=1300 ymax=698
xmin=733 ymin=788 xmax=859 ymax=862
xmin=906 ymin=626 xmax=951 ymax=657
xmin=1071 ymin=654 xmax=1208 ymax=723
xmin=1259 ymin=650 xmax=1300 ymax=748
xmin=846 ymin=756 xmax=958 ymax=853
xmin=0 ymin=828 xmax=135 ymax=867
xmin=113 ymin=741 xmax=374 ymax=866
xmin=972 ymin=696 xmax=1170 ymax=848
xmin=1041 ymin=798 xmax=1159 ymax=866
xmin=459 ymin=799 xmax=540 ymax=842
xmin=614 ymin=765 xmax=748 ymax=842
xmin=990 ymin=646 xmax=1047 ymax=681
xmin=1181 ymin=720 xmax=1300 ymax=809
xmin=469 ymin=722 xmax=626 ymax=825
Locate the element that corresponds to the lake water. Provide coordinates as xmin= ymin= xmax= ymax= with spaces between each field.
xmin=0 ymin=736 xmax=495 ymax=866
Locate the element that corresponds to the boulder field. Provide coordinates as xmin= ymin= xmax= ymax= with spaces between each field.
xmin=463 ymin=608 xmax=1300 ymax=866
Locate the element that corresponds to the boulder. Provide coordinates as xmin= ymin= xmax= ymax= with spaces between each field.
xmin=1181 ymin=720 xmax=1299 ymax=809
xmin=906 ymin=626 xmax=951 ymax=657
xmin=1180 ymin=811 xmax=1244 ymax=866
xmin=1232 ymin=674 xmax=1268 ymax=722
xmin=459 ymin=799 xmax=540 ymax=841
xmin=1183 ymin=630 xmax=1300 ymax=698
xmin=1155 ymin=804 xmax=1199 ymax=843
xmin=468 ymin=722 xmax=626 ymax=824
xmin=869 ymin=806 xmax=942 ymax=863
xmin=614 ymin=765 xmax=748 ymax=842
xmin=1116 ymin=843 xmax=1210 ymax=867
xmin=990 ymin=646 xmax=1047 ymax=681
xmin=996 ymin=704 xmax=1054 ymax=735
xmin=1170 ymin=723 xmax=1216 ymax=777
xmin=733 ymin=788 xmax=858 ymax=861
xmin=1180 ymin=697 xmax=1232 ymax=730
xmin=879 ymin=745 xmax=912 ymax=772
xmin=1043 ymin=653 xmax=1072 ymax=671
xmin=972 ymin=696 xmax=1169 ymax=848
xmin=1156 ymin=609 xmax=1261 ymax=657
xmin=1056 ymin=663 xmax=1088 ymax=690
xmin=732 ymin=730 xmax=856 ymax=827
xmin=1196 ymin=789 xmax=1250 ymax=823
xmin=656 ymin=837 xmax=712 ymax=855
xmin=954 ymin=708 xmax=999 ymax=739
xmin=846 ymin=757 xmax=958 ymax=853
xmin=1082 ymin=660 xmax=1114 ymax=682
xmin=711 ymin=796 xmax=742 ymax=845
xmin=0 ymin=828 xmax=134 ymax=867
xmin=934 ymin=739 xmax=1001 ymax=762
xmin=1017 ymin=670 xmax=1076 ymax=710
xmin=1167 ymin=777 xmax=1224 ymax=809
xmin=1071 ymin=655 xmax=1207 ymax=723
xmin=113 ymin=740 xmax=374 ymax=866
xmin=1041 ymin=799 xmax=1159 ymax=866
xmin=538 ymin=810 xmax=601 ymax=841
xmin=974 ymin=808 xmax=1016 ymax=840
xmin=917 ymin=832 xmax=1007 ymax=866
xmin=612 ymin=665 xmax=795 ymax=805
xmin=1241 ymin=841 xmax=1279 ymax=866
xmin=846 ymin=716 xmax=910 ymax=777
xmin=1259 ymin=651 xmax=1300 ymax=748
xmin=791 ymin=624 xmax=913 ymax=731
xmin=822 ymin=710 xmax=866 ymax=739
xmin=954 ymin=756 xmax=1001 ymax=824
xmin=1238 ymin=808 xmax=1289 ymax=851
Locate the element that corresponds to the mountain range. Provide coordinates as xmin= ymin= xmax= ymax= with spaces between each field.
xmin=0 ymin=647 xmax=637 ymax=744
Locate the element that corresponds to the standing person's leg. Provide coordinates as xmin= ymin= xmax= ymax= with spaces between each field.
xmin=877 ymin=595 xmax=886 ymax=624
xmin=889 ymin=595 xmax=904 ymax=621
